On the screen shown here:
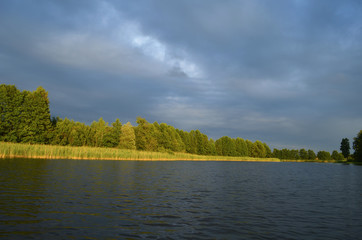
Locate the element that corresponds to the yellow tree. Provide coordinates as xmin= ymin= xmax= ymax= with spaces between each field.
xmin=119 ymin=122 xmax=136 ymax=150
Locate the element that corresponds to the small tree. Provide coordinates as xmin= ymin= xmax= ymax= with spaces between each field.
xmin=340 ymin=138 xmax=350 ymax=159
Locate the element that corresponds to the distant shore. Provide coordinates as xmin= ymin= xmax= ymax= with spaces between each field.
xmin=0 ymin=142 xmax=342 ymax=163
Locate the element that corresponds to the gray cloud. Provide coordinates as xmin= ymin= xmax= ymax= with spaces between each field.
xmin=1 ymin=0 xmax=361 ymax=152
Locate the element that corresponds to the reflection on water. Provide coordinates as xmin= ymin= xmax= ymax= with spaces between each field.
xmin=0 ymin=159 xmax=362 ymax=239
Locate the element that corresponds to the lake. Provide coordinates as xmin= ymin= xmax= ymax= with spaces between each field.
xmin=0 ymin=159 xmax=361 ymax=239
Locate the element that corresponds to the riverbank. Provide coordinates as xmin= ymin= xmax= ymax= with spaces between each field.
xmin=0 ymin=142 xmax=285 ymax=161
xmin=1 ymin=142 xmax=345 ymax=163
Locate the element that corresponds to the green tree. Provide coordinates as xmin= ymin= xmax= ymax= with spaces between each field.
xmin=308 ymin=149 xmax=316 ymax=160
xmin=235 ymin=138 xmax=248 ymax=156
xmin=52 ymin=118 xmax=73 ymax=146
xmin=251 ymin=140 xmax=266 ymax=158
xmin=155 ymin=122 xmax=172 ymax=151
xmin=340 ymin=138 xmax=350 ymax=159
xmin=215 ymin=136 xmax=236 ymax=156
xmin=90 ymin=117 xmax=108 ymax=147
xmin=68 ymin=120 xmax=83 ymax=146
xmin=353 ymin=130 xmax=362 ymax=162
xmin=177 ymin=129 xmax=191 ymax=153
xmin=290 ymin=149 xmax=300 ymax=160
xmin=135 ymin=117 xmax=158 ymax=151
xmin=207 ymin=138 xmax=217 ymax=156
xmin=273 ymin=148 xmax=300 ymax=160
xmin=245 ymin=140 xmax=253 ymax=157
xmin=153 ymin=122 xmax=185 ymax=152
xmin=331 ymin=150 xmax=344 ymax=161
xmin=0 ymin=85 xmax=53 ymax=143
xmin=0 ymin=84 xmax=23 ymax=142
xmin=19 ymin=87 xmax=52 ymax=143
xmin=103 ymin=119 xmax=122 ymax=148
xmin=281 ymin=149 xmax=289 ymax=159
xmin=263 ymin=142 xmax=272 ymax=158
xmin=272 ymin=149 xmax=281 ymax=159
xmin=169 ymin=126 xmax=185 ymax=152
xmin=299 ymin=149 xmax=308 ymax=160
xmin=119 ymin=122 xmax=136 ymax=149
xmin=317 ymin=151 xmax=331 ymax=160
xmin=195 ymin=130 xmax=209 ymax=155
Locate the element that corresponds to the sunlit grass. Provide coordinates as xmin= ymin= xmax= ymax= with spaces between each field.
xmin=0 ymin=141 xmax=282 ymax=161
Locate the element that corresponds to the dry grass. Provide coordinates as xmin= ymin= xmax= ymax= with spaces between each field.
xmin=0 ymin=142 xmax=281 ymax=162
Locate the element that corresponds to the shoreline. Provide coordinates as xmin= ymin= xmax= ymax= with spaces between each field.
xmin=1 ymin=154 xmax=282 ymax=162
xmin=0 ymin=142 xmax=343 ymax=163
xmin=0 ymin=141 xmax=280 ymax=162
xmin=2 ymin=155 xmax=341 ymax=163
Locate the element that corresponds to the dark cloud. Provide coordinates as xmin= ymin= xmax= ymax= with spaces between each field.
xmin=1 ymin=0 xmax=361 ymax=152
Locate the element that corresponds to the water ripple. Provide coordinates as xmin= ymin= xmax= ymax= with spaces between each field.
xmin=1 ymin=160 xmax=362 ymax=239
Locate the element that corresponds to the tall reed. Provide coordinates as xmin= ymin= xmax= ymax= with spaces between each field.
xmin=0 ymin=141 xmax=281 ymax=161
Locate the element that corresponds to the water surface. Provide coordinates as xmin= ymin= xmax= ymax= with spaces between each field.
xmin=0 ymin=159 xmax=361 ymax=239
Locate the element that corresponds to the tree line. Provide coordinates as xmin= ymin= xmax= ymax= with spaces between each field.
xmin=272 ymin=148 xmax=344 ymax=161
xmin=1 ymin=84 xmax=361 ymax=161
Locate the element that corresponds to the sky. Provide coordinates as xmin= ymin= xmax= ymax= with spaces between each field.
xmin=1 ymin=0 xmax=361 ymax=152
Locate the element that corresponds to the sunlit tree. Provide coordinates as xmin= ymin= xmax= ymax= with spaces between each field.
xmin=235 ymin=137 xmax=248 ymax=156
xmin=103 ymin=119 xmax=122 ymax=148
xmin=251 ymin=140 xmax=266 ymax=158
xmin=0 ymin=84 xmax=23 ymax=142
xmin=215 ymin=136 xmax=236 ymax=156
xmin=135 ymin=117 xmax=158 ymax=151
xmin=119 ymin=122 xmax=136 ymax=150
xmin=245 ymin=140 xmax=253 ymax=157
xmin=263 ymin=142 xmax=272 ymax=158
xmin=90 ymin=117 xmax=108 ymax=147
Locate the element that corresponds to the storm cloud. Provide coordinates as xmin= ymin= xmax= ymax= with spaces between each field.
xmin=1 ymin=0 xmax=361 ymax=152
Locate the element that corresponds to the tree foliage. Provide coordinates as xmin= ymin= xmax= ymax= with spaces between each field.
xmin=299 ymin=149 xmax=308 ymax=160
xmin=135 ymin=117 xmax=158 ymax=151
xmin=340 ymin=138 xmax=350 ymax=158
xmin=353 ymin=130 xmax=362 ymax=162
xmin=331 ymin=150 xmax=344 ymax=161
xmin=251 ymin=140 xmax=266 ymax=158
xmin=273 ymin=148 xmax=316 ymax=160
xmin=0 ymin=85 xmax=52 ymax=143
xmin=2 ymin=84 xmax=347 ymax=161
xmin=308 ymin=149 xmax=316 ymax=160
xmin=317 ymin=151 xmax=331 ymax=160
xmin=104 ymin=118 xmax=122 ymax=148
xmin=235 ymin=138 xmax=248 ymax=156
xmin=119 ymin=122 xmax=136 ymax=149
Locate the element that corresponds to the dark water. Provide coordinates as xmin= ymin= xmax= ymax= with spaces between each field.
xmin=0 ymin=159 xmax=361 ymax=239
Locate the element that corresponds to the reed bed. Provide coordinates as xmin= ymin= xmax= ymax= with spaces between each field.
xmin=0 ymin=141 xmax=281 ymax=162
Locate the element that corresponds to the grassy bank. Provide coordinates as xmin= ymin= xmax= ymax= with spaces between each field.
xmin=0 ymin=142 xmax=282 ymax=161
